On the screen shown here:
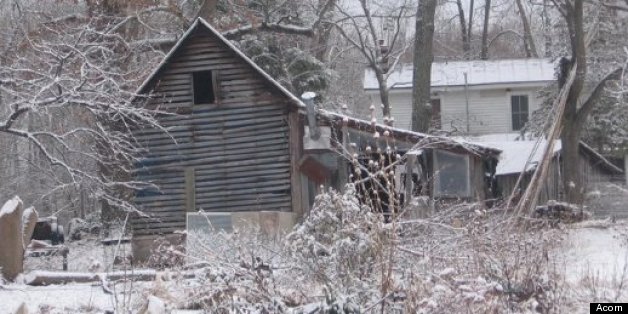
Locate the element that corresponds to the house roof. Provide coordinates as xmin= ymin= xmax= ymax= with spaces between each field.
xmin=135 ymin=18 xmax=306 ymax=108
xmin=317 ymin=110 xmax=502 ymax=158
xmin=364 ymin=58 xmax=556 ymax=90
xmin=468 ymin=133 xmax=623 ymax=176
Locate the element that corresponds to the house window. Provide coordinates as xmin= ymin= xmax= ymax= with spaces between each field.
xmin=193 ymin=70 xmax=218 ymax=104
xmin=430 ymin=98 xmax=441 ymax=129
xmin=511 ymin=95 xmax=529 ymax=131
xmin=433 ymin=150 xmax=471 ymax=197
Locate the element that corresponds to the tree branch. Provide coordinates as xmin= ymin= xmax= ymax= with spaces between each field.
xmin=222 ymin=22 xmax=315 ymax=39
xmin=576 ymin=67 xmax=624 ymax=125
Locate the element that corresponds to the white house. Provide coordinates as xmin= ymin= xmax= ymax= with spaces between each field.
xmin=363 ymin=58 xmax=556 ymax=134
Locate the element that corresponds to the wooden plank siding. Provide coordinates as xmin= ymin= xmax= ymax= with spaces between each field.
xmin=132 ymin=29 xmax=295 ymax=236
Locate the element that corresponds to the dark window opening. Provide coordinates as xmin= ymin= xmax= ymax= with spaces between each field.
xmin=511 ymin=95 xmax=529 ymax=131
xmin=193 ymin=71 xmax=216 ymax=104
xmin=434 ymin=150 xmax=470 ymax=197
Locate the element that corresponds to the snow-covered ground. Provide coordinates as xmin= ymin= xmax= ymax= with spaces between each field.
xmin=555 ymin=221 xmax=628 ymax=312
xmin=3 ymin=220 xmax=628 ymax=313
xmin=561 ymin=223 xmax=628 ymax=284
xmin=1 ymin=283 xmax=117 ymax=314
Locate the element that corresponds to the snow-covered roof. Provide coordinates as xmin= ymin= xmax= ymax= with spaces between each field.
xmin=467 ymin=133 xmax=623 ymax=176
xmin=317 ymin=110 xmax=502 ymax=157
xmin=135 ymin=18 xmax=306 ymax=108
xmin=478 ymin=137 xmax=561 ymax=176
xmin=364 ymin=58 xmax=556 ymax=90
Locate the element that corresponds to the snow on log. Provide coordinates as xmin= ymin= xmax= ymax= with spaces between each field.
xmin=23 ymin=269 xmax=157 ymax=286
xmin=106 ymin=269 xmax=157 ymax=281
xmin=0 ymin=196 xmax=25 ymax=281
xmin=23 ymin=271 xmax=99 ymax=285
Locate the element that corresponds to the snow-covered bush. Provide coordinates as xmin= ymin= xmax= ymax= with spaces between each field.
xmin=156 ymin=188 xmax=567 ymax=313
xmin=286 ymin=184 xmax=389 ymax=293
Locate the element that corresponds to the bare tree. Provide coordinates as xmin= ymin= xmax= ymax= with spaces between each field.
xmin=480 ymin=0 xmax=491 ymax=59
xmin=549 ymin=0 xmax=625 ymax=204
xmin=331 ymin=0 xmax=415 ymax=119
xmin=0 ymin=2 xmax=188 ymax=218
xmin=514 ymin=0 xmax=539 ymax=57
xmin=455 ymin=0 xmax=475 ymax=59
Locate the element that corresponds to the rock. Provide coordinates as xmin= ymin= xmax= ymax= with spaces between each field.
xmin=138 ymin=295 xmax=166 ymax=314
xmin=13 ymin=303 xmax=28 ymax=314
xmin=0 ymin=197 xmax=25 ymax=281
xmin=21 ymin=207 xmax=38 ymax=249
xmin=534 ymin=200 xmax=591 ymax=224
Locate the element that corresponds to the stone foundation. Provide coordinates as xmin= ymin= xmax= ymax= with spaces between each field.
xmin=132 ymin=211 xmax=295 ymax=262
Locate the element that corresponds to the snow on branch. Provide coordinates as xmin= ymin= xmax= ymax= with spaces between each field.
xmin=222 ymin=22 xmax=315 ymax=39
xmin=0 ymin=11 xmax=171 ymax=214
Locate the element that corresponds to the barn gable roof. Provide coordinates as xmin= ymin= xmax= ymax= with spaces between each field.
xmin=135 ymin=17 xmax=306 ymax=108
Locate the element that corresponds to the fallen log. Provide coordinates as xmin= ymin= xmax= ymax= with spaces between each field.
xmin=23 ymin=269 xmax=157 ymax=286
xmin=24 ymin=271 xmax=98 ymax=285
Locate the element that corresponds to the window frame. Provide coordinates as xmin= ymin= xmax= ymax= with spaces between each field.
xmin=510 ymin=94 xmax=529 ymax=131
xmin=433 ymin=150 xmax=471 ymax=198
xmin=192 ymin=70 xmax=220 ymax=105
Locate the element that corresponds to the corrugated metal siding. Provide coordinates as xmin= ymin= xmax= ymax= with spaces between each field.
xmin=132 ymin=30 xmax=292 ymax=236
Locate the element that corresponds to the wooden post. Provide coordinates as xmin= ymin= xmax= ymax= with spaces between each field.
xmin=625 ymin=153 xmax=628 ymax=186
xmin=184 ymin=167 xmax=196 ymax=212
xmin=405 ymin=154 xmax=415 ymax=206
xmin=288 ymin=110 xmax=303 ymax=219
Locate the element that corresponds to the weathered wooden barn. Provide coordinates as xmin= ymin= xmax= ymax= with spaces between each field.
xmin=130 ymin=18 xmax=501 ymax=260
xmin=131 ymin=18 xmax=307 ymax=258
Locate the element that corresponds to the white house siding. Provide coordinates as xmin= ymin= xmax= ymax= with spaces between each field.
xmin=366 ymin=84 xmax=545 ymax=135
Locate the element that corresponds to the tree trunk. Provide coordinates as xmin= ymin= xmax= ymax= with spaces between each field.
xmin=376 ymin=70 xmax=392 ymax=119
xmin=561 ymin=122 xmax=584 ymax=204
xmin=542 ymin=0 xmax=552 ymax=57
xmin=561 ymin=0 xmax=586 ymax=204
xmin=412 ymin=0 xmax=437 ymax=133
xmin=197 ymin=0 xmax=219 ymax=20
xmin=312 ymin=0 xmax=338 ymax=63
xmin=467 ymin=0 xmax=475 ymax=56
xmin=456 ymin=0 xmax=471 ymax=58
xmin=514 ymin=0 xmax=539 ymax=58
xmin=480 ymin=0 xmax=491 ymax=59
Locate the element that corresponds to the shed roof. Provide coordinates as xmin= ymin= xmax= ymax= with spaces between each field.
xmin=317 ymin=110 xmax=502 ymax=158
xmin=364 ymin=58 xmax=556 ymax=90
xmin=135 ymin=18 xmax=306 ymax=108
xmin=468 ymin=133 xmax=623 ymax=176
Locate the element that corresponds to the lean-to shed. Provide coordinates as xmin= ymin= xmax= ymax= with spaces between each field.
xmin=473 ymin=134 xmax=624 ymax=205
